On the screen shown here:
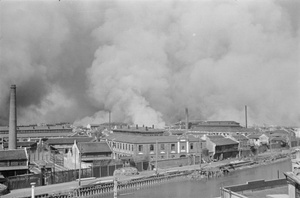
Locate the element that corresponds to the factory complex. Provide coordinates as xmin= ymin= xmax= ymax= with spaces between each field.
xmin=0 ymin=85 xmax=299 ymax=196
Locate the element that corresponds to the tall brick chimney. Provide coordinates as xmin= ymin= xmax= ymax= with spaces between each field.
xmin=9 ymin=85 xmax=17 ymax=150
xmin=185 ymin=107 xmax=189 ymax=132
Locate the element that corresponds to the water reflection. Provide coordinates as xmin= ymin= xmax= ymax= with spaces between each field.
xmin=102 ymin=159 xmax=291 ymax=198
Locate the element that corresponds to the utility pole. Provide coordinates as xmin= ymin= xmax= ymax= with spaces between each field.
xmin=78 ymin=144 xmax=82 ymax=186
xmin=155 ymin=139 xmax=158 ymax=174
xmin=245 ymin=105 xmax=248 ymax=128
xmin=199 ymin=136 xmax=202 ymax=169
xmin=113 ymin=170 xmax=118 ymax=198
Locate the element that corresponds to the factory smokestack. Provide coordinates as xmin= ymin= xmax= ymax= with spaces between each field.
xmin=9 ymin=85 xmax=17 ymax=150
xmin=108 ymin=110 xmax=111 ymax=130
xmin=245 ymin=105 xmax=248 ymax=128
xmin=185 ymin=107 xmax=189 ymax=132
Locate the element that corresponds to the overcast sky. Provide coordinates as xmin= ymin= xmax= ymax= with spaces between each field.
xmin=0 ymin=0 xmax=299 ymax=127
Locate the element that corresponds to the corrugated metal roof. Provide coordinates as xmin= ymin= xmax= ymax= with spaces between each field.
xmin=3 ymin=141 xmax=37 ymax=148
xmin=232 ymin=134 xmax=249 ymax=140
xmin=78 ymin=142 xmax=112 ymax=154
xmin=209 ymin=137 xmax=238 ymax=146
xmin=247 ymin=134 xmax=262 ymax=139
xmin=0 ymin=149 xmax=27 ymax=161
xmin=45 ymin=137 xmax=93 ymax=145
xmin=105 ymin=133 xmax=200 ymax=144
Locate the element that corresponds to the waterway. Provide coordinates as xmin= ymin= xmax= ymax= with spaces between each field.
xmin=102 ymin=158 xmax=292 ymax=198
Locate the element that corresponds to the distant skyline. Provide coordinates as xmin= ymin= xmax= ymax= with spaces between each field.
xmin=0 ymin=0 xmax=299 ymax=127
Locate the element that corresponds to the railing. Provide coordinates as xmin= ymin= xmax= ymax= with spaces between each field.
xmin=220 ymin=187 xmax=248 ymax=198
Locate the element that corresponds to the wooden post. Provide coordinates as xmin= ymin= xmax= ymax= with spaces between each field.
xmin=156 ymin=139 xmax=158 ymax=174
xmin=78 ymin=144 xmax=82 ymax=186
xmin=30 ymin=182 xmax=36 ymax=198
xmin=113 ymin=170 xmax=118 ymax=198
xmin=199 ymin=137 xmax=202 ymax=169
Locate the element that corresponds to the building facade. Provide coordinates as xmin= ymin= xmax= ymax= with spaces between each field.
xmin=0 ymin=149 xmax=29 ymax=177
xmin=105 ymin=133 xmax=205 ymax=161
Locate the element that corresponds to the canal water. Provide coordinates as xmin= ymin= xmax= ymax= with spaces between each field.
xmin=102 ymin=159 xmax=292 ymax=198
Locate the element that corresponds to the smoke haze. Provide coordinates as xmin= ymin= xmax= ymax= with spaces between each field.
xmin=0 ymin=0 xmax=299 ymax=127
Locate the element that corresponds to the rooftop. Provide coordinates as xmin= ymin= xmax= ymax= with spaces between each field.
xmin=232 ymin=134 xmax=249 ymax=141
xmin=105 ymin=133 xmax=202 ymax=144
xmin=2 ymin=141 xmax=37 ymax=148
xmin=0 ymin=125 xmax=72 ymax=132
xmin=113 ymin=127 xmax=165 ymax=134
xmin=0 ymin=149 xmax=27 ymax=161
xmin=77 ymin=142 xmax=112 ymax=154
xmin=247 ymin=134 xmax=263 ymax=139
xmin=45 ymin=137 xmax=94 ymax=145
xmin=208 ymin=137 xmax=238 ymax=146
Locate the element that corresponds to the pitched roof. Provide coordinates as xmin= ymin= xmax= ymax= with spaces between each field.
xmin=78 ymin=142 xmax=112 ymax=154
xmin=247 ymin=134 xmax=262 ymax=139
xmin=232 ymin=134 xmax=249 ymax=141
xmin=106 ymin=133 xmax=177 ymax=143
xmin=105 ymin=133 xmax=200 ymax=144
xmin=3 ymin=141 xmax=37 ymax=148
xmin=191 ymin=126 xmax=256 ymax=133
xmin=0 ymin=149 xmax=27 ymax=161
xmin=271 ymin=137 xmax=286 ymax=141
xmin=45 ymin=137 xmax=93 ymax=145
xmin=0 ymin=132 xmax=73 ymax=139
xmin=209 ymin=137 xmax=238 ymax=146
xmin=112 ymin=127 xmax=165 ymax=134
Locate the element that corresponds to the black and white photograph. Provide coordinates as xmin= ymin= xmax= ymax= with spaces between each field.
xmin=0 ymin=0 xmax=299 ymax=197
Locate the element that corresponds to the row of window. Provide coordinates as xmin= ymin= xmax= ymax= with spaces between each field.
xmin=109 ymin=141 xmax=196 ymax=152
xmin=0 ymin=161 xmax=27 ymax=166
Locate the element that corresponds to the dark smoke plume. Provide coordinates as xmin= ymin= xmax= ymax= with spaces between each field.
xmin=0 ymin=0 xmax=299 ymax=127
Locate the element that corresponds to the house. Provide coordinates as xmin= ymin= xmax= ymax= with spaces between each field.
xmin=64 ymin=141 xmax=113 ymax=169
xmin=0 ymin=149 xmax=29 ymax=177
xmin=228 ymin=134 xmax=251 ymax=157
xmin=105 ymin=133 xmax=205 ymax=161
xmin=247 ymin=134 xmax=267 ymax=146
xmin=44 ymin=137 xmax=94 ymax=154
xmin=270 ymin=136 xmax=287 ymax=149
xmin=206 ymin=136 xmax=239 ymax=160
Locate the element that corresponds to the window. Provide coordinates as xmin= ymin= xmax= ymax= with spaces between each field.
xmin=190 ymin=143 xmax=194 ymax=150
xmin=150 ymin=144 xmax=154 ymax=151
xmin=171 ymin=144 xmax=175 ymax=151
xmin=138 ymin=145 xmax=143 ymax=152
xmin=160 ymin=144 xmax=165 ymax=150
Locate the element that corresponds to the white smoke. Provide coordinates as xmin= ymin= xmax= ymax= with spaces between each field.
xmin=1 ymin=0 xmax=299 ymax=127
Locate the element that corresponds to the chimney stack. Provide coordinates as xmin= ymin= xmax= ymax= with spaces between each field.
xmin=185 ymin=107 xmax=189 ymax=132
xmin=245 ymin=105 xmax=248 ymax=128
xmin=9 ymin=85 xmax=17 ymax=150
xmin=108 ymin=111 xmax=111 ymax=130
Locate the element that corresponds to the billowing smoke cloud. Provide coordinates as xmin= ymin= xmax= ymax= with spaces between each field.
xmin=1 ymin=0 xmax=299 ymax=127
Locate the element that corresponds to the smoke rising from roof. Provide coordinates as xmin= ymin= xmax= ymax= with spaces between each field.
xmin=0 ymin=0 xmax=299 ymax=127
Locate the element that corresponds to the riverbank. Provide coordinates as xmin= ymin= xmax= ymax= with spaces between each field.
xmin=3 ymin=152 xmax=292 ymax=198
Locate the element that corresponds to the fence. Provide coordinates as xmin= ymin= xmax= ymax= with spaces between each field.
xmin=92 ymin=164 xmax=123 ymax=178
xmin=220 ymin=187 xmax=248 ymax=198
xmin=8 ymin=167 xmax=92 ymax=190
xmin=7 ymin=161 xmax=148 ymax=190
